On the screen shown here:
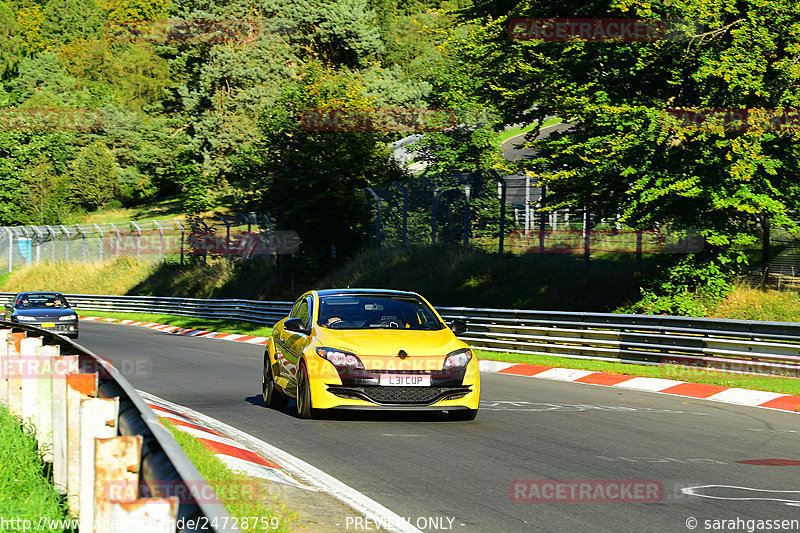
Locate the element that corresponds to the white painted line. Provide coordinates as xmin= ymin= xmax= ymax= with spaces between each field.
xmin=217 ymin=334 xmax=246 ymax=341
xmin=214 ymin=455 xmax=315 ymax=489
xmin=613 ymin=377 xmax=685 ymax=392
xmin=534 ymin=368 xmax=596 ymax=381
xmin=478 ymin=360 xmax=516 ymax=373
xmin=172 ymin=425 xmax=252 ymax=451
xmin=243 ymin=337 xmax=269 ymax=344
xmin=137 ymin=391 xmax=423 ymax=533
xmin=706 ymin=388 xmax=786 ymax=406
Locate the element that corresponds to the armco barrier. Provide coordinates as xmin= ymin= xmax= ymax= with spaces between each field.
xmin=2 ymin=292 xmax=799 ymax=377
xmin=0 ymin=320 xmax=237 ymax=533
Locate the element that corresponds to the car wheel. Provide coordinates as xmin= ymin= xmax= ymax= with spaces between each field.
xmin=296 ymin=362 xmax=316 ymax=419
xmin=447 ymin=409 xmax=477 ymax=421
xmin=262 ymin=362 xmax=288 ymax=409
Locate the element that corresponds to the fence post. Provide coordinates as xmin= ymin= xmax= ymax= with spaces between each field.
xmin=490 ymin=170 xmax=507 ymax=254
xmin=111 ymin=498 xmax=179 ymax=532
xmin=582 ymin=203 xmax=589 ymax=262
xmin=0 ymin=328 xmax=9 ymax=406
xmin=93 ymin=434 xmax=139 ymax=533
xmin=636 ymin=230 xmax=643 ymax=269
xmin=6 ymin=227 xmax=12 ymax=273
xmin=36 ymin=344 xmax=60 ymax=461
xmin=174 ymin=219 xmax=185 ymax=265
xmin=7 ymin=331 xmax=26 ymax=418
xmin=79 ymin=397 xmax=119 ymax=533
xmin=393 ymin=182 xmax=408 ymax=246
xmin=66 ymin=372 xmax=99 ymax=515
xmin=131 ymin=222 xmax=141 ymax=261
xmin=93 ymin=224 xmax=104 ymax=263
xmin=464 ymin=184 xmax=471 ymax=248
xmin=153 ymin=220 xmax=163 ymax=262
xmin=761 ymin=214 xmax=770 ymax=291
xmin=53 ymin=355 xmax=79 ymax=494
xmin=366 ymin=188 xmax=382 ymax=247
xmin=19 ymin=336 xmax=43 ymax=427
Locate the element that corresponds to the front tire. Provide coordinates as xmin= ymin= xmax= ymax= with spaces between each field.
xmin=263 ymin=361 xmax=288 ymax=409
xmin=296 ymin=362 xmax=316 ymax=419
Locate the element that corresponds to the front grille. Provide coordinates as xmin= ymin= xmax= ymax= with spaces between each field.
xmin=328 ymin=385 xmax=471 ymax=405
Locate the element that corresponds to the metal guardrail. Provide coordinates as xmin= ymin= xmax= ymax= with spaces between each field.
xmin=0 ymin=320 xmax=237 ymax=532
xmin=2 ymin=292 xmax=799 ymax=377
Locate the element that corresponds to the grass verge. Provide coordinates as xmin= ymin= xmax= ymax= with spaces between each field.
xmin=80 ymin=310 xmax=273 ymax=337
xmin=161 ymin=420 xmax=297 ymax=533
xmin=0 ymin=407 xmax=74 ymax=531
xmin=480 ymin=350 xmax=800 ymax=397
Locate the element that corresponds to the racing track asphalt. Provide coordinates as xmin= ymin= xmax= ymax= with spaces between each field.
xmin=78 ymin=320 xmax=800 ymax=533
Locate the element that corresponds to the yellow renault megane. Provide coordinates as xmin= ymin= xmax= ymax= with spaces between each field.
xmin=262 ymin=289 xmax=480 ymax=420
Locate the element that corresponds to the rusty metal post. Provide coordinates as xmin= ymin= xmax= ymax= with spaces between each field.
xmin=36 ymin=344 xmax=60 ymax=461
xmin=20 ymin=336 xmax=43 ymax=426
xmin=52 ymin=355 xmax=79 ymax=495
xmin=7 ymin=331 xmax=26 ymax=418
xmin=66 ymin=373 xmax=98 ymax=515
xmin=94 ymin=435 xmax=141 ymax=533
xmin=0 ymin=328 xmax=10 ymax=406
xmin=79 ymin=397 xmax=119 ymax=533
xmin=110 ymin=497 xmax=179 ymax=532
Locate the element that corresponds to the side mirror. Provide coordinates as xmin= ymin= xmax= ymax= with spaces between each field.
xmin=450 ymin=319 xmax=467 ymax=335
xmin=284 ymin=318 xmax=309 ymax=335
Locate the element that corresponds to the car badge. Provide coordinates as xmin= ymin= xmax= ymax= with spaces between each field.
xmin=397 ymin=350 xmax=408 ymax=360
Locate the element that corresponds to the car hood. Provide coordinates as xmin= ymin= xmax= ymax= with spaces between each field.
xmin=13 ymin=308 xmax=77 ymax=319
xmin=316 ymin=328 xmax=465 ymax=357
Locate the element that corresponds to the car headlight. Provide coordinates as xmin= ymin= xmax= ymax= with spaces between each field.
xmin=443 ymin=348 xmax=473 ymax=369
xmin=16 ymin=315 xmax=36 ymax=322
xmin=59 ymin=315 xmax=78 ymax=321
xmin=316 ymin=347 xmax=365 ymax=370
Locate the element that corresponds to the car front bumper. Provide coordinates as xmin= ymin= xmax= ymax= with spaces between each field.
xmin=307 ymin=359 xmax=481 ymax=411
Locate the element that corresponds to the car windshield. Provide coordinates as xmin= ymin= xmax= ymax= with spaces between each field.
xmin=317 ymin=294 xmax=444 ymax=331
xmin=16 ymin=293 xmax=70 ymax=309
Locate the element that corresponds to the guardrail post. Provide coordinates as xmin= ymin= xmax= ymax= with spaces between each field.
xmin=94 ymin=435 xmax=141 ymax=533
xmin=7 ymin=331 xmax=26 ymax=418
xmin=0 ymin=328 xmax=10 ymax=406
xmin=79 ymin=397 xmax=120 ymax=533
xmin=110 ymin=497 xmax=179 ymax=532
xmin=35 ymin=344 xmax=60 ymax=461
xmin=53 ymin=355 xmax=79 ymax=494
xmin=66 ymin=372 xmax=98 ymax=515
xmin=20 ymin=336 xmax=43 ymax=425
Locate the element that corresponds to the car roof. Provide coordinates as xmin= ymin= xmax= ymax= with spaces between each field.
xmin=16 ymin=291 xmax=65 ymax=296
xmin=315 ymin=288 xmax=421 ymax=297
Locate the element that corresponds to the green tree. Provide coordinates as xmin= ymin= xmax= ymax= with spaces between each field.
xmin=69 ymin=140 xmax=119 ymax=209
xmin=431 ymin=0 xmax=800 ymax=313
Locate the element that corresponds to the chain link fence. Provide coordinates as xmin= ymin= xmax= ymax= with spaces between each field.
xmin=0 ymin=213 xmax=299 ymax=273
xmin=364 ymin=172 xmax=704 ymax=258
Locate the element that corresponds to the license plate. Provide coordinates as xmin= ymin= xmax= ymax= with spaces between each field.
xmin=379 ymin=374 xmax=431 ymax=387
xmin=41 ymin=323 xmax=55 ymax=328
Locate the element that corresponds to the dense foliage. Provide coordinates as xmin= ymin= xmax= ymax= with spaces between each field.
xmin=2 ymin=0 xmax=800 ymax=309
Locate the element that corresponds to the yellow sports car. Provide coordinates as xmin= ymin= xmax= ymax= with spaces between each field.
xmin=262 ymin=289 xmax=480 ymax=420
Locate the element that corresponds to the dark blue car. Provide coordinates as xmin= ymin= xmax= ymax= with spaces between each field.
xmin=4 ymin=291 xmax=79 ymax=339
